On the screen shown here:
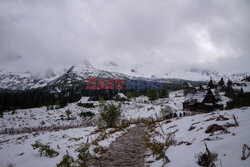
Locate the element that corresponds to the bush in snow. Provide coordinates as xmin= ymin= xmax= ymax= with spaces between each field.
xmin=65 ymin=109 xmax=72 ymax=120
xmin=144 ymin=131 xmax=171 ymax=165
xmin=31 ymin=141 xmax=59 ymax=158
xmin=99 ymin=102 xmax=121 ymax=128
xmin=56 ymin=151 xmax=75 ymax=167
xmin=65 ymin=109 xmax=76 ymax=120
xmin=76 ymin=142 xmax=91 ymax=166
xmin=196 ymin=143 xmax=218 ymax=167
xmin=57 ymin=141 xmax=91 ymax=167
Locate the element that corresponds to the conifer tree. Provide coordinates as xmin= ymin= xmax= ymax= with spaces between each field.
xmin=208 ymin=79 xmax=214 ymax=88
xmin=147 ymin=89 xmax=158 ymax=100
xmin=218 ymin=78 xmax=225 ymax=86
xmin=0 ymin=103 xmax=3 ymax=118
xmin=227 ymin=79 xmax=233 ymax=87
xmin=159 ymin=87 xmax=169 ymax=98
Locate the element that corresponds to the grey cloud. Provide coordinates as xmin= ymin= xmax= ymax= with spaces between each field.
xmin=0 ymin=53 xmax=22 ymax=63
xmin=0 ymin=0 xmax=249 ymax=75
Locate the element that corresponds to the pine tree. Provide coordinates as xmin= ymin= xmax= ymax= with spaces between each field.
xmin=147 ymin=89 xmax=158 ymax=100
xmin=239 ymin=87 xmax=244 ymax=96
xmin=0 ymin=103 xmax=3 ymax=118
xmin=208 ymin=79 xmax=214 ymax=88
xmin=218 ymin=78 xmax=225 ymax=86
xmin=159 ymin=87 xmax=169 ymax=98
xmin=227 ymin=79 xmax=233 ymax=87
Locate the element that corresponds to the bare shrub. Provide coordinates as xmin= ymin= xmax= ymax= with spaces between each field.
xmin=196 ymin=143 xmax=218 ymax=167
xmin=205 ymin=124 xmax=229 ymax=134
xmin=216 ymin=115 xmax=229 ymax=121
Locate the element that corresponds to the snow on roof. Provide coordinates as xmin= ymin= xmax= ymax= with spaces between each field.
xmin=184 ymin=90 xmax=207 ymax=103
xmin=117 ymin=93 xmax=127 ymax=98
xmin=187 ymin=82 xmax=193 ymax=87
xmin=78 ymin=97 xmax=90 ymax=103
xmin=192 ymin=90 xmax=207 ymax=102
xmin=188 ymin=99 xmax=198 ymax=105
xmin=182 ymin=82 xmax=193 ymax=88
xmin=204 ymin=103 xmax=213 ymax=106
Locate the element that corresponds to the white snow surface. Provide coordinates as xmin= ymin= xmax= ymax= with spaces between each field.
xmin=146 ymin=107 xmax=250 ymax=167
xmin=1 ymin=85 xmax=250 ymax=167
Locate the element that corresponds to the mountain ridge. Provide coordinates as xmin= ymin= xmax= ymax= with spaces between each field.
xmin=0 ymin=63 xmax=249 ymax=91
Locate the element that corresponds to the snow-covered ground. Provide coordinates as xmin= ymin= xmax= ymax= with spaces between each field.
xmin=0 ymin=126 xmax=97 ymax=167
xmin=0 ymin=95 xmax=167 ymax=167
xmin=1 ymin=82 xmax=250 ymax=167
xmin=0 ymin=103 xmax=98 ymax=131
xmin=0 ymin=123 xmax=136 ymax=167
xmin=145 ymin=107 xmax=250 ymax=167
xmin=0 ymin=96 xmax=169 ymax=132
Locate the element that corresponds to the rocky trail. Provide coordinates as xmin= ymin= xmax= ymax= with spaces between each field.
xmin=90 ymin=125 xmax=147 ymax=167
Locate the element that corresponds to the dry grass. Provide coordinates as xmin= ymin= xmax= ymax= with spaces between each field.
xmin=216 ymin=115 xmax=229 ymax=121
xmin=205 ymin=124 xmax=229 ymax=134
xmin=196 ymin=143 xmax=218 ymax=167
xmin=188 ymin=125 xmax=196 ymax=131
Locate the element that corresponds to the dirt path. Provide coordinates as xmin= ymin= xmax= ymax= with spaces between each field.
xmin=91 ymin=125 xmax=147 ymax=167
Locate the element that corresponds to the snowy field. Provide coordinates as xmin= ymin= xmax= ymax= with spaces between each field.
xmin=0 ymin=123 xmax=136 ymax=167
xmin=0 ymin=96 xmax=169 ymax=133
xmin=0 ymin=95 xmax=167 ymax=167
xmin=145 ymin=107 xmax=250 ymax=167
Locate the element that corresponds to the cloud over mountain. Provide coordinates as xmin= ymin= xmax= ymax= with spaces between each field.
xmin=0 ymin=0 xmax=249 ymax=75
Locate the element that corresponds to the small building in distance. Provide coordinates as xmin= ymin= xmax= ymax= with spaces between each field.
xmin=181 ymin=81 xmax=193 ymax=90
xmin=183 ymin=89 xmax=223 ymax=112
xmin=77 ymin=96 xmax=95 ymax=108
xmin=113 ymin=93 xmax=127 ymax=101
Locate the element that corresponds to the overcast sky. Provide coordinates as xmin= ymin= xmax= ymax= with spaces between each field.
xmin=0 ymin=0 xmax=249 ymax=75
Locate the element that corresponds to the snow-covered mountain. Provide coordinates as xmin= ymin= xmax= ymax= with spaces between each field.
xmin=104 ymin=62 xmax=249 ymax=81
xmin=165 ymin=68 xmax=249 ymax=81
xmin=0 ymin=61 xmax=130 ymax=91
xmin=0 ymin=62 xmax=249 ymax=91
